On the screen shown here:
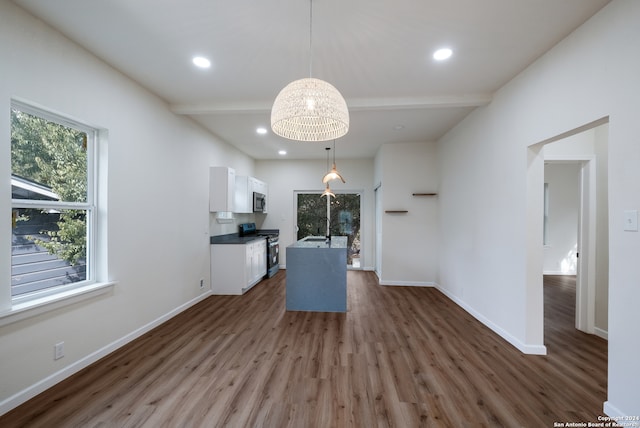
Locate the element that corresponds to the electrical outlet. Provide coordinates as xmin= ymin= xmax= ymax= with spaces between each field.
xmin=199 ymin=278 xmax=204 ymax=288
xmin=54 ymin=342 xmax=64 ymax=360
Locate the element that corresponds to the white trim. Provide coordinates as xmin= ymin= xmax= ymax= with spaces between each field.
xmin=379 ymin=280 xmax=436 ymax=287
xmin=9 ymin=100 xmax=100 ymax=300
xmin=543 ymin=271 xmax=577 ymax=275
xmin=0 ymin=290 xmax=212 ymax=416
xmin=603 ymin=401 xmax=629 ymax=420
xmin=436 ymin=284 xmax=548 ymax=355
xmin=594 ymin=327 xmax=608 ymax=340
xmin=0 ymin=281 xmax=116 ymax=327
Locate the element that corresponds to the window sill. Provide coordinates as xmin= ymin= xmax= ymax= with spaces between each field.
xmin=0 ymin=281 xmax=116 ymax=327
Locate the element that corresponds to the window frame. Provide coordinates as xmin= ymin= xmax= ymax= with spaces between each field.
xmin=10 ymin=100 xmax=98 ymax=302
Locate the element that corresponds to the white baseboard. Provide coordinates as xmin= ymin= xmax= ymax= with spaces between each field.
xmin=594 ymin=326 xmax=608 ymax=340
xmin=542 ymin=271 xmax=577 ymax=275
xmin=0 ymin=290 xmax=212 ymax=416
xmin=435 ymin=284 xmax=547 ymax=355
xmin=379 ymin=280 xmax=437 ymax=287
xmin=603 ymin=401 xmax=630 ymax=420
xmin=372 ymin=270 xmax=436 ymax=287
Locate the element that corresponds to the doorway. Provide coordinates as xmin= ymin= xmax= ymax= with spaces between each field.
xmin=544 ymin=158 xmax=595 ymax=333
xmin=527 ymin=118 xmax=609 ymax=344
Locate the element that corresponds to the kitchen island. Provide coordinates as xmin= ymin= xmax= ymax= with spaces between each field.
xmin=286 ymin=236 xmax=348 ymax=312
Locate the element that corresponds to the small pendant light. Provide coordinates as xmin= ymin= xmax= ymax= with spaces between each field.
xmin=321 ymin=147 xmax=336 ymax=198
xmin=321 ymin=183 xmax=336 ymax=198
xmin=322 ymin=140 xmax=345 ymax=183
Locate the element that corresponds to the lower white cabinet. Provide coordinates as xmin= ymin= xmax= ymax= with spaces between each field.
xmin=210 ymin=239 xmax=267 ymax=294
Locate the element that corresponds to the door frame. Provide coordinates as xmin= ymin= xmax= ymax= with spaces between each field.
xmin=525 ymin=116 xmax=608 ymax=350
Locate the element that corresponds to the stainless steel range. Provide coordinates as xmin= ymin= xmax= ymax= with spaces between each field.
xmin=262 ymin=234 xmax=279 ymax=278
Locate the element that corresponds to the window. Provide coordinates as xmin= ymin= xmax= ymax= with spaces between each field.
xmin=296 ymin=192 xmax=361 ymax=267
xmin=10 ymin=102 xmax=97 ymax=299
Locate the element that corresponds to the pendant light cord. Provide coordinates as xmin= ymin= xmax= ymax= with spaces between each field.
xmin=309 ymin=0 xmax=313 ymax=78
xmin=326 ymin=147 xmax=331 ymax=170
xmin=333 ymin=139 xmax=336 ymax=164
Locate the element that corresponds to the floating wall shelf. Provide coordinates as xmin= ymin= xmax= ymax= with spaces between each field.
xmin=385 ymin=210 xmax=408 ymax=214
xmin=412 ymin=193 xmax=438 ymax=196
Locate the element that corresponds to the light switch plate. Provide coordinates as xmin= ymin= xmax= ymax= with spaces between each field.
xmin=624 ymin=210 xmax=638 ymax=232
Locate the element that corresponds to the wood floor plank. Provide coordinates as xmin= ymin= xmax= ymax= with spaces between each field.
xmin=0 ymin=272 xmax=607 ymax=427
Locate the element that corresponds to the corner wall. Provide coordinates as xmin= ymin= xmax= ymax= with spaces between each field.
xmin=0 ymin=1 xmax=254 ymax=413
xmin=437 ymin=0 xmax=638 ymax=416
xmin=374 ymin=142 xmax=439 ymax=285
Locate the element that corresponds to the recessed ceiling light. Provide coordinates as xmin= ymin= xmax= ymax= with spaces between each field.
xmin=433 ymin=48 xmax=453 ymax=61
xmin=393 ymin=124 xmax=405 ymax=131
xmin=192 ymin=56 xmax=211 ymax=68
xmin=256 ymin=127 xmax=268 ymax=135
xmin=278 ymin=150 xmax=287 ymax=156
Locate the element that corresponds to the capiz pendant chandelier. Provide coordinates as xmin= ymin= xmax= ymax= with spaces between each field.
xmin=271 ymin=0 xmax=349 ymax=142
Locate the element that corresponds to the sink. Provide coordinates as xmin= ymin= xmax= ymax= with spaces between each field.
xmin=302 ymin=237 xmax=327 ymax=242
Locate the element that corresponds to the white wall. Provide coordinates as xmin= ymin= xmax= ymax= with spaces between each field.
xmin=0 ymin=1 xmax=255 ymax=412
xmin=543 ymin=163 xmax=580 ymax=274
xmin=374 ymin=142 xmax=439 ymax=285
xmin=255 ymin=158 xmax=375 ymax=269
xmin=438 ymin=0 xmax=638 ymax=417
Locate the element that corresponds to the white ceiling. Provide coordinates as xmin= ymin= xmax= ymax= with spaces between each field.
xmin=12 ymin=0 xmax=610 ymax=159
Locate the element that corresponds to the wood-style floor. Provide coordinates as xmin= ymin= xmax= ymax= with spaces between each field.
xmin=0 ymin=273 xmax=607 ymax=427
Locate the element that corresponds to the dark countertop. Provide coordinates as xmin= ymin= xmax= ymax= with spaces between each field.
xmin=210 ymin=229 xmax=278 ymax=245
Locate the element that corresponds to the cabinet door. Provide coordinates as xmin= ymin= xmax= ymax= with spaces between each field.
xmin=248 ymin=177 xmax=258 ymax=195
xmin=209 ymin=167 xmax=235 ymax=212
xmin=254 ymin=240 xmax=267 ymax=279
xmin=234 ymin=175 xmax=251 ymax=213
xmin=211 ymin=244 xmax=246 ymax=294
xmin=245 ymin=244 xmax=253 ymax=287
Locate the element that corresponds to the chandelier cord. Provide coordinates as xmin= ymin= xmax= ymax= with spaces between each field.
xmin=333 ymin=140 xmax=336 ymax=164
xmin=309 ymin=0 xmax=313 ymax=78
xmin=326 ymin=146 xmax=331 ymax=171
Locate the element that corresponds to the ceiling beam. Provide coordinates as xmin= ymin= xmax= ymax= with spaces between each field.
xmin=170 ymin=94 xmax=492 ymax=115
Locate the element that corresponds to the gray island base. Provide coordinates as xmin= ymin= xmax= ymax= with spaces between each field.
xmin=286 ymin=236 xmax=348 ymax=312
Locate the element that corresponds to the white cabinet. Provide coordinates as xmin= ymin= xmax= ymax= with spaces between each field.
xmin=210 ymin=239 xmax=267 ymax=294
xmin=251 ymin=239 xmax=267 ymax=284
xmin=252 ymin=177 xmax=268 ymax=198
xmin=234 ymin=176 xmax=251 ymax=213
xmin=252 ymin=178 xmax=268 ymax=213
xmin=234 ymin=175 xmax=269 ymax=213
xmin=209 ymin=167 xmax=235 ymax=212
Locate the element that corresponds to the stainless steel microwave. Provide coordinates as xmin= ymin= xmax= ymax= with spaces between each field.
xmin=253 ymin=192 xmax=266 ymax=212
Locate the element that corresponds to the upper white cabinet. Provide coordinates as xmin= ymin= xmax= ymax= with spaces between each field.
xmin=235 ymin=175 xmax=268 ymax=213
xmin=234 ymin=175 xmax=251 ymax=213
xmin=252 ymin=177 xmax=268 ymax=197
xmin=209 ymin=166 xmax=235 ymax=212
